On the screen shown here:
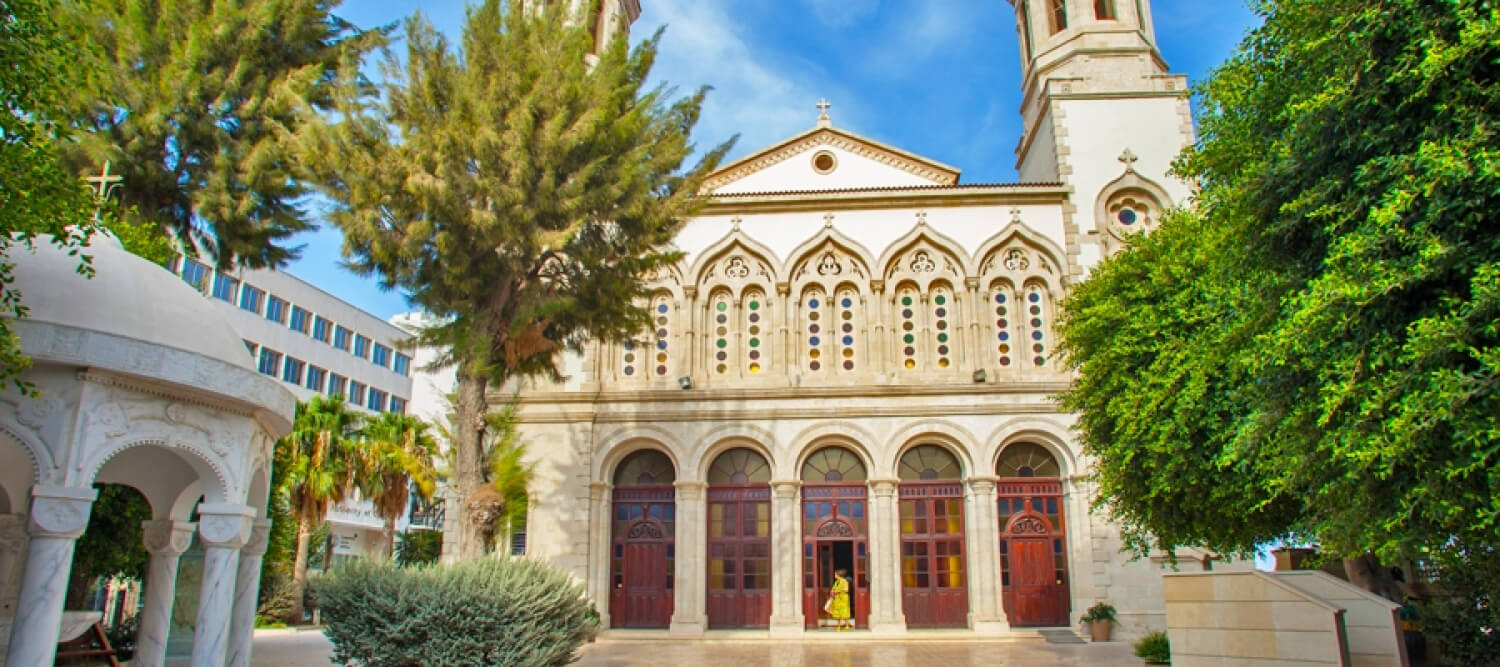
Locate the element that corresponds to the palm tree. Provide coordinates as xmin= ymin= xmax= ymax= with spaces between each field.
xmin=280 ymin=395 xmax=363 ymax=622
xmin=433 ymin=394 xmax=533 ymax=552
xmin=357 ymin=412 xmax=439 ymax=558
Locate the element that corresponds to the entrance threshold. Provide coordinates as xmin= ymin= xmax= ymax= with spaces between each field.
xmin=594 ymin=628 xmax=1051 ymax=643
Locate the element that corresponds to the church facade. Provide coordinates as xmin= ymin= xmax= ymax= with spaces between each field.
xmin=503 ymin=0 xmax=1235 ymax=637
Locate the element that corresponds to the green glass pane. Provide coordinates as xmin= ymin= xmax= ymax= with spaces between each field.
xmin=749 ymin=301 xmax=760 ymax=311
xmin=716 ymin=339 xmax=727 ymax=349
xmin=716 ymin=302 xmax=727 ymax=312
xmin=901 ymin=296 xmax=913 ymax=306
xmin=903 ymin=334 xmax=915 ymax=344
xmin=938 ymin=333 xmax=948 ymax=343
xmin=749 ymin=338 xmax=760 ymax=348
xmin=935 ymin=295 xmax=946 ymax=305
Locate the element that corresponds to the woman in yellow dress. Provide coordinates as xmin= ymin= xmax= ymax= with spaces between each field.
xmin=827 ymin=568 xmax=852 ymax=630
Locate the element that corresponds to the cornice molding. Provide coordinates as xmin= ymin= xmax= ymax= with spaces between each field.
xmin=703 ymin=185 xmax=1071 ymax=215
xmin=703 ymin=127 xmax=960 ymax=193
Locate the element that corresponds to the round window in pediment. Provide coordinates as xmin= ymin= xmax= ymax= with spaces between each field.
xmin=812 ymin=150 xmax=838 ymax=175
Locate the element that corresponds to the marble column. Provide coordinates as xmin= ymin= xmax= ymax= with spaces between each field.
xmin=587 ymin=482 xmax=612 ymax=627
xmin=0 ymin=513 xmax=27 ymax=617
xmin=5 ymin=485 xmax=97 ymax=667
xmin=190 ymin=504 xmax=254 ymax=667
xmin=135 ymin=519 xmax=196 ymax=667
xmin=964 ymin=477 xmax=1010 ymax=634
xmin=866 ymin=480 xmax=906 ymax=634
xmin=767 ymin=480 xmax=803 ymax=636
xmin=227 ymin=519 xmax=272 ymax=667
xmin=668 ymin=481 xmax=706 ymax=636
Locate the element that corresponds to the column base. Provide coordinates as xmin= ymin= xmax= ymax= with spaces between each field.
xmin=971 ymin=618 xmax=1012 ymax=635
xmin=667 ymin=617 xmax=705 ymax=637
xmin=768 ymin=618 xmax=805 ymax=637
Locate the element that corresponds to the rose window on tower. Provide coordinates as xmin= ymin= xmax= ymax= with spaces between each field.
xmin=804 ymin=288 xmax=826 ymax=372
xmin=743 ymin=288 xmax=767 ymax=375
xmin=836 ymin=287 xmax=858 ymax=372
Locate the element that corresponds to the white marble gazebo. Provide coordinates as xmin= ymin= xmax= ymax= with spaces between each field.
xmin=0 ymin=234 xmax=294 ymax=666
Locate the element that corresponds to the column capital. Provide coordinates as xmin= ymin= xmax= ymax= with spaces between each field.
xmin=242 ymin=519 xmax=273 ymax=557
xmin=964 ymin=476 xmax=1001 ymax=495
xmin=27 ymin=485 xmax=98 ymax=538
xmin=769 ymin=480 xmax=802 ymax=498
xmin=196 ymin=503 xmax=255 ymax=549
xmin=589 ymin=481 xmax=611 ymax=501
xmin=673 ymin=480 xmax=708 ymax=499
xmin=868 ymin=479 xmax=899 ymax=497
xmin=141 ymin=519 xmax=197 ymax=556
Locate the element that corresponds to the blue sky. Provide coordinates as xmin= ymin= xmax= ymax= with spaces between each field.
xmin=285 ymin=0 xmax=1262 ymax=319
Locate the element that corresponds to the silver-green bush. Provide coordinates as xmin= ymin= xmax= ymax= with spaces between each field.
xmin=314 ymin=557 xmax=599 ymax=666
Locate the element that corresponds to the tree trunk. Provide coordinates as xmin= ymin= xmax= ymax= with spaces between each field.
xmin=383 ymin=518 xmax=396 ymax=560
xmin=288 ymin=521 xmax=313 ymax=623
xmin=1344 ymin=552 xmax=1403 ymax=602
xmin=453 ymin=369 xmax=491 ymax=560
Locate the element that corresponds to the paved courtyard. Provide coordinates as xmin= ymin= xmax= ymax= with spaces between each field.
xmin=251 ymin=628 xmax=1139 ymax=666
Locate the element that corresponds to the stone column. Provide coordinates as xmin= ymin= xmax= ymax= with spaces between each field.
xmin=135 ymin=519 xmax=196 ymax=667
xmin=227 ymin=519 xmax=272 ymax=667
xmin=587 ymin=482 xmax=612 ymax=627
xmin=682 ymin=286 xmax=698 ymax=381
xmin=965 ymin=477 xmax=1010 ymax=634
xmin=0 ymin=513 xmax=27 ymax=617
xmin=777 ymin=283 xmax=793 ymax=380
xmin=870 ymin=281 xmax=888 ymax=376
xmin=190 ymin=504 xmax=254 ymax=667
xmin=866 ymin=480 xmax=905 ymax=634
xmin=5 ymin=485 xmax=97 ymax=667
xmin=767 ymin=480 xmax=803 ymax=636
xmin=964 ymin=277 xmax=985 ymax=375
xmin=668 ymin=481 xmax=706 ymax=636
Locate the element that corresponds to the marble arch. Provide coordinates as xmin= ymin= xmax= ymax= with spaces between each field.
xmin=887 ymin=419 xmax=980 ymax=479
xmin=87 ymin=435 xmax=234 ymax=506
xmin=594 ymin=428 xmax=686 ymax=484
xmin=0 ymin=415 xmax=52 ymax=486
xmin=689 ymin=230 xmax=784 ymax=299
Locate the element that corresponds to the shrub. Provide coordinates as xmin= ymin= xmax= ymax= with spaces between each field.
xmin=1080 ymin=601 xmax=1117 ymax=624
xmin=1134 ymin=630 xmax=1171 ymax=663
xmin=314 ymin=557 xmax=599 ymax=666
xmin=255 ymin=573 xmax=299 ymax=624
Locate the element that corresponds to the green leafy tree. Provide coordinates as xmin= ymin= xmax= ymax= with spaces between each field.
xmin=65 ymin=483 xmax=151 ymax=609
xmin=280 ymin=395 xmax=363 ymax=621
xmin=357 ymin=412 xmax=439 ymax=558
xmin=0 ymin=0 xmax=99 ymax=392
xmin=298 ymin=0 xmax=733 ymax=558
xmin=1058 ymin=0 xmax=1499 ymax=599
xmin=51 ymin=0 xmax=385 ymax=269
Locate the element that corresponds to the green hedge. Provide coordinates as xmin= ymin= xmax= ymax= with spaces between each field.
xmin=314 ymin=557 xmax=598 ymax=666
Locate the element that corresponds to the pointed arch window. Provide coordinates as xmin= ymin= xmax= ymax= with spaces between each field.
xmin=742 ymin=288 xmax=768 ymax=375
xmin=1050 ymin=0 xmax=1068 ymax=33
xmin=835 ymin=286 xmax=859 ymax=373
xmin=803 ymin=287 xmax=827 ymax=373
xmin=930 ymin=283 xmax=956 ymax=369
xmin=896 ymin=284 xmax=920 ymax=370
xmin=1025 ymin=283 xmax=1051 ymax=368
xmin=711 ymin=291 xmax=734 ymax=375
xmin=991 ymin=281 xmax=1016 ymax=368
xmin=651 ymin=293 xmax=673 ymax=377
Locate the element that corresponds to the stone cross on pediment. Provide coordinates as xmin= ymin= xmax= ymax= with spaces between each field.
xmin=823 ymin=212 xmax=835 ymax=229
xmin=1118 ymin=148 xmax=1139 ymax=171
xmin=816 ymin=98 xmax=832 ymax=127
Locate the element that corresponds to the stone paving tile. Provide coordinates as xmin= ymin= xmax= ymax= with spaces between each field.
xmin=252 ymin=628 xmax=1140 ymax=666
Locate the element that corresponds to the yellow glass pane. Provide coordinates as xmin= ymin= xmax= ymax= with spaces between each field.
xmin=904 ymin=359 xmax=916 ymax=369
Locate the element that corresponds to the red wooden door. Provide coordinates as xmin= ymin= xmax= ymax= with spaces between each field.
xmin=706 ymin=487 xmax=772 ymax=628
xmin=800 ymin=484 xmax=869 ymax=629
xmin=610 ymin=487 xmax=675 ymax=628
xmin=1007 ymin=536 xmax=1057 ymax=625
xmin=898 ymin=484 xmax=969 ymax=628
xmin=622 ymin=539 xmax=671 ymax=627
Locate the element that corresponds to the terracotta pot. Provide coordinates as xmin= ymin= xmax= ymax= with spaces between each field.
xmin=1088 ymin=620 xmax=1112 ymax=642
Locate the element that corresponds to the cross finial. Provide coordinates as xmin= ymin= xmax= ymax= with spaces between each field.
xmin=86 ymin=160 xmax=124 ymax=201
xmin=823 ymin=212 xmax=835 ymax=229
xmin=1118 ymin=148 xmax=1139 ymax=170
xmin=916 ymin=210 xmax=928 ymax=226
xmin=1010 ymin=207 xmax=1023 ymax=223
xmin=731 ymin=216 xmax=743 ymax=232
xmin=816 ymin=98 xmax=832 ymax=127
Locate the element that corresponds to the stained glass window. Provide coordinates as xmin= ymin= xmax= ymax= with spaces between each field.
xmin=993 ymin=282 xmax=1014 ymax=367
xmin=743 ymin=289 xmax=766 ymax=375
xmin=614 ymin=449 xmax=677 ymax=486
xmin=800 ymin=446 xmax=867 ymax=482
xmin=804 ymin=288 xmax=825 ymax=372
xmin=1026 ymin=284 xmax=1049 ymax=367
xmin=898 ymin=445 xmax=963 ymax=481
xmin=996 ymin=443 xmax=1060 ymax=478
xmin=653 ymin=294 xmax=672 ymax=377
xmin=836 ymin=287 xmax=858 ymax=372
xmin=708 ymin=448 xmax=772 ymax=485
xmin=897 ymin=285 xmax=919 ymax=370
xmin=931 ymin=284 xmax=954 ymax=369
xmin=712 ymin=292 xmax=732 ymax=375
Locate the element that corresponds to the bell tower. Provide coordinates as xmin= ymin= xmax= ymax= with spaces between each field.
xmin=1008 ymin=0 xmax=1195 ymax=271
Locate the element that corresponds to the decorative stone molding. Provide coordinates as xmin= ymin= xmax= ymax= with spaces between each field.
xmin=141 ymin=520 xmax=196 ymax=556
xmin=770 ymin=480 xmax=802 ymax=498
xmin=869 ymin=479 xmax=899 ymax=497
xmin=702 ymin=128 xmax=960 ymax=193
xmin=27 ymin=486 xmax=98 ymax=538
xmin=672 ymin=481 xmax=707 ymax=500
xmin=243 ymin=520 xmax=272 ymax=557
xmin=196 ymin=504 xmax=255 ymax=549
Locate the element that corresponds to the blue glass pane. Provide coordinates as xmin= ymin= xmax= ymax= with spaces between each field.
xmin=852 ymin=503 xmax=864 ymax=518
xmin=995 ymin=293 xmax=1007 ymax=304
xmin=657 ymin=304 xmax=669 ymax=313
xmin=664 ymin=505 xmax=675 ymax=521
xmin=857 ymin=542 xmax=866 ymax=557
xmin=804 ymin=543 xmax=813 ymax=557
xmin=809 ymin=299 xmax=820 ymax=309
xmin=842 ymin=336 xmax=853 ymax=346
xmin=1029 ymin=292 xmax=1041 ymax=303
xmin=999 ymin=332 xmax=1010 ymax=341
xmin=1032 ymin=331 xmax=1044 ymax=340
xmin=656 ymin=340 xmax=668 ymax=350
xmin=841 ymin=298 xmax=852 ymax=308
xmin=809 ymin=336 xmax=820 ymax=346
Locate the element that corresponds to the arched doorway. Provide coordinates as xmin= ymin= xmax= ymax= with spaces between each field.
xmin=897 ymin=444 xmax=968 ymax=628
xmin=800 ymin=446 xmax=869 ymax=629
xmin=996 ymin=443 xmax=1069 ymax=626
xmin=609 ymin=449 xmax=676 ymax=628
xmin=705 ymin=448 xmax=772 ymax=628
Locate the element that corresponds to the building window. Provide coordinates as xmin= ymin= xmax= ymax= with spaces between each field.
xmin=239 ymin=284 xmax=264 ymax=314
xmin=257 ymin=348 xmax=282 ymax=376
xmin=371 ymin=343 xmax=391 ymax=368
xmin=930 ymin=284 xmax=956 ymax=369
xmin=367 ymin=388 xmax=387 ymax=412
xmin=1050 ymin=0 xmax=1068 ymax=33
xmin=180 ymin=259 xmax=208 ymax=291
xmin=1019 ymin=3 xmax=1034 ymax=60
xmin=802 ymin=286 xmax=826 ymax=373
xmin=281 ymin=356 xmax=305 ymax=385
xmin=328 ymin=373 xmax=348 ymax=398
xmin=1026 ymin=283 xmax=1052 ymax=368
xmin=741 ymin=288 xmax=766 ymax=376
xmin=312 ymin=316 xmax=332 ymax=343
xmin=393 ymin=353 xmax=411 ymax=377
xmin=1094 ymin=0 xmax=1116 ymax=19
xmin=306 ymin=365 xmax=327 ymax=392
xmin=348 ymin=381 xmax=367 ymax=406
xmin=243 ymin=340 xmax=258 ymax=357
xmin=389 ymin=396 xmax=407 ymax=413
xmin=992 ymin=282 xmax=1016 ymax=368
xmin=289 ymin=306 xmax=311 ymax=334
xmin=835 ymin=287 xmax=859 ymax=373
xmin=353 ymin=334 xmax=370 ymax=359
xmin=211 ymin=274 xmax=239 ymax=302
xmin=333 ymin=325 xmax=352 ymax=351
xmin=265 ymin=296 xmax=288 ymax=324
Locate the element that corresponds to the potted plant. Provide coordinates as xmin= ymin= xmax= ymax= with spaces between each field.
xmin=1134 ymin=630 xmax=1171 ymax=664
xmin=1080 ymin=601 xmax=1117 ymax=641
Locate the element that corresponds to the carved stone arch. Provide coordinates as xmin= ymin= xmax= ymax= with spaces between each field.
xmin=887 ymin=419 xmax=980 ymax=479
xmin=878 ymin=225 xmax=972 ymax=292
xmin=1094 ymin=168 xmax=1175 ymax=254
xmin=785 ymin=228 xmax=877 ymax=294
xmin=689 ymin=422 xmax=778 ymax=483
xmin=974 ymin=223 xmax=1069 ymax=284
xmin=594 ymin=425 xmax=686 ymax=483
xmin=689 ymin=231 xmax=782 ymax=299
xmin=0 ymin=414 xmax=54 ymax=486
xmin=785 ymin=420 xmax=879 ymax=481
xmin=982 ymin=419 xmax=1081 ymax=481
xmin=642 ymin=262 xmax=688 ymax=300
xmin=88 ymin=437 xmax=234 ymax=506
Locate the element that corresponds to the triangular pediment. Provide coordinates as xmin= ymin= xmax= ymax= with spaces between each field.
xmin=703 ymin=126 xmax=961 ymax=195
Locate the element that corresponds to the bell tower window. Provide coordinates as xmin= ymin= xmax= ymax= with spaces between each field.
xmin=1094 ymin=0 xmax=1116 ymax=20
xmin=1050 ymin=0 xmax=1068 ymax=33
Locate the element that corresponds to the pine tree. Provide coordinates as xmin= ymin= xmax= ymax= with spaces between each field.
xmin=299 ymin=0 xmax=733 ymax=558
xmin=53 ymin=0 xmax=385 ymax=268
